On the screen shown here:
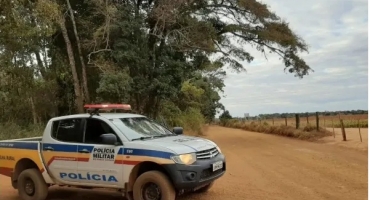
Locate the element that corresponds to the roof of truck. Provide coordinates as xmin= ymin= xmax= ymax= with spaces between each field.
xmin=50 ymin=113 xmax=146 ymax=121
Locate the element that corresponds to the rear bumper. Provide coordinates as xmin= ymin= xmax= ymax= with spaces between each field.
xmin=163 ymin=153 xmax=226 ymax=190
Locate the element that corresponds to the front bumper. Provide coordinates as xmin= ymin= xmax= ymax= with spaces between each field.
xmin=163 ymin=153 xmax=226 ymax=190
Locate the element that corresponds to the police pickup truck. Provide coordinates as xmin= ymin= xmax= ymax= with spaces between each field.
xmin=0 ymin=104 xmax=226 ymax=200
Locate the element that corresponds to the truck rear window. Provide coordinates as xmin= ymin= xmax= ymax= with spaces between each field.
xmin=51 ymin=119 xmax=84 ymax=143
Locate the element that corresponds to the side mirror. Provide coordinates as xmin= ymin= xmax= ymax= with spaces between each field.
xmin=100 ymin=133 xmax=118 ymax=145
xmin=173 ymin=127 xmax=183 ymax=135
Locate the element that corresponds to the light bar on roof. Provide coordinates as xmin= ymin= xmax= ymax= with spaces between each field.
xmin=84 ymin=104 xmax=132 ymax=110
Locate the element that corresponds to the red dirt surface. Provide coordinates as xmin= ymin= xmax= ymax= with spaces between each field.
xmin=0 ymin=126 xmax=367 ymax=200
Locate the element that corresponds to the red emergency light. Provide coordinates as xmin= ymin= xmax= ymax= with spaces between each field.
xmin=84 ymin=104 xmax=132 ymax=116
xmin=84 ymin=104 xmax=132 ymax=110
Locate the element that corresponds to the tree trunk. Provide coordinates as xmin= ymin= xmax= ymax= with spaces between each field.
xmin=58 ymin=16 xmax=84 ymax=113
xmin=30 ymin=97 xmax=38 ymax=125
xmin=34 ymin=50 xmax=46 ymax=78
xmin=66 ymin=0 xmax=90 ymax=103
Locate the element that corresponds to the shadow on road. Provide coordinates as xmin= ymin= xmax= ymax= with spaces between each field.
xmin=7 ymin=187 xmax=206 ymax=200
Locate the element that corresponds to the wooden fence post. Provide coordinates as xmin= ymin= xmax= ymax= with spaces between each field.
xmin=306 ymin=113 xmax=309 ymax=125
xmin=272 ymin=118 xmax=274 ymax=125
xmin=358 ymin=119 xmax=362 ymax=142
xmin=332 ymin=119 xmax=335 ymax=138
xmin=285 ymin=117 xmax=288 ymax=126
xmin=315 ymin=112 xmax=319 ymax=131
xmin=340 ymin=119 xmax=346 ymax=141
xmin=295 ymin=114 xmax=300 ymax=129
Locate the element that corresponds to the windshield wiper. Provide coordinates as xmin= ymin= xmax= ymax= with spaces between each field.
xmin=132 ymin=134 xmax=175 ymax=141
xmin=131 ymin=136 xmax=154 ymax=141
xmin=153 ymin=134 xmax=177 ymax=138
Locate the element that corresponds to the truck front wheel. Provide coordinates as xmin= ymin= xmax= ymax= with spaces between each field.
xmin=133 ymin=171 xmax=175 ymax=200
xmin=17 ymin=169 xmax=48 ymax=200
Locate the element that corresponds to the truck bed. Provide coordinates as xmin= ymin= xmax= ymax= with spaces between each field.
xmin=0 ymin=136 xmax=42 ymax=142
xmin=0 ymin=137 xmax=43 ymax=177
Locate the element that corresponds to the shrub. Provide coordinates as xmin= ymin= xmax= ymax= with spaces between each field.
xmin=0 ymin=122 xmax=44 ymax=140
xmin=180 ymin=108 xmax=205 ymax=135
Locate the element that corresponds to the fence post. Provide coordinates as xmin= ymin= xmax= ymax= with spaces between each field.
xmin=358 ymin=119 xmax=362 ymax=142
xmin=295 ymin=114 xmax=300 ymax=129
xmin=316 ymin=112 xmax=319 ymax=131
xmin=285 ymin=117 xmax=288 ymax=126
xmin=340 ymin=119 xmax=346 ymax=141
xmin=272 ymin=118 xmax=274 ymax=125
xmin=306 ymin=113 xmax=309 ymax=125
xmin=332 ymin=119 xmax=335 ymax=138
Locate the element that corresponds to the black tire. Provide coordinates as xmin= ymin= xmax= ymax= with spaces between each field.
xmin=17 ymin=168 xmax=48 ymax=200
xmin=194 ymin=182 xmax=214 ymax=193
xmin=133 ymin=171 xmax=176 ymax=200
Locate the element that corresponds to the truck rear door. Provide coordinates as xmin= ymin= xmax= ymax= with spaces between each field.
xmin=41 ymin=118 xmax=85 ymax=184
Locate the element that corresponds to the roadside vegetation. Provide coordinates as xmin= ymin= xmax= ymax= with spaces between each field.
xmin=219 ymin=119 xmax=333 ymax=141
xmin=0 ymin=0 xmax=311 ymax=139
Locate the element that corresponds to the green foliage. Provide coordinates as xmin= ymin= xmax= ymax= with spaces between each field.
xmin=220 ymin=110 xmax=233 ymax=119
xmin=219 ymin=110 xmax=233 ymax=125
xmin=0 ymin=122 xmax=44 ymax=140
xmin=96 ymin=70 xmax=132 ymax=103
xmin=176 ymin=108 xmax=206 ymax=135
xmin=0 ymin=0 xmax=311 ymax=137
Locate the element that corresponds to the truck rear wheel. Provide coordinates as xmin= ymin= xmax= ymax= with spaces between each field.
xmin=133 ymin=171 xmax=175 ymax=200
xmin=17 ymin=169 xmax=48 ymax=200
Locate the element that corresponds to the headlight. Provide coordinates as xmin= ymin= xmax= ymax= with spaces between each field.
xmin=216 ymin=146 xmax=222 ymax=153
xmin=171 ymin=153 xmax=196 ymax=165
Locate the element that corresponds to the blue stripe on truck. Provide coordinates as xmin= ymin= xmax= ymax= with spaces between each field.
xmin=122 ymin=148 xmax=174 ymax=159
xmin=0 ymin=142 xmax=174 ymax=159
xmin=44 ymin=144 xmax=174 ymax=159
xmin=42 ymin=144 xmax=94 ymax=153
xmin=42 ymin=143 xmax=79 ymax=152
xmin=0 ymin=142 xmax=38 ymax=150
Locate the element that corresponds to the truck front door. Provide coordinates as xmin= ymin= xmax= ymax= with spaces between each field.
xmin=41 ymin=118 xmax=84 ymax=184
xmin=77 ymin=118 xmax=124 ymax=188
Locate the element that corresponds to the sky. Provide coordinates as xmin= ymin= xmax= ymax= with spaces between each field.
xmin=219 ymin=0 xmax=368 ymax=117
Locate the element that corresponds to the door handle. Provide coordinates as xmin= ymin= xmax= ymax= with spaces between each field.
xmin=44 ymin=146 xmax=54 ymax=151
xmin=78 ymin=149 xmax=90 ymax=154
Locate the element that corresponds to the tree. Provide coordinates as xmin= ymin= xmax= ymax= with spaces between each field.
xmin=66 ymin=0 xmax=90 ymax=103
xmin=219 ymin=110 xmax=233 ymax=120
xmin=0 ymin=0 xmax=312 ymax=137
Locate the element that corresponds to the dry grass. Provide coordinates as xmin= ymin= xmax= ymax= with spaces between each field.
xmin=221 ymin=119 xmax=333 ymax=141
xmin=244 ymin=114 xmax=368 ymax=128
xmin=184 ymin=124 xmax=210 ymax=136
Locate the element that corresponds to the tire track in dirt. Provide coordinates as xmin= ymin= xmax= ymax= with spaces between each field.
xmin=0 ymin=126 xmax=367 ymax=200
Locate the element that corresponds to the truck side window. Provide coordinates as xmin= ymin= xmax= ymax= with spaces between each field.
xmin=51 ymin=119 xmax=84 ymax=143
xmin=84 ymin=118 xmax=122 ymax=145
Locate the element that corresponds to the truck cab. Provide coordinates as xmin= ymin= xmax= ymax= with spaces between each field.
xmin=0 ymin=104 xmax=226 ymax=200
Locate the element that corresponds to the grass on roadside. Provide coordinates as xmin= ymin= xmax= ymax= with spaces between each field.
xmin=0 ymin=122 xmax=44 ymax=140
xmin=220 ymin=119 xmax=333 ymax=141
xmin=243 ymin=118 xmax=368 ymax=128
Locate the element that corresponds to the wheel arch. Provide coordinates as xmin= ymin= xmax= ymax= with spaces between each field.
xmin=127 ymin=161 xmax=173 ymax=192
xmin=12 ymin=158 xmax=39 ymax=189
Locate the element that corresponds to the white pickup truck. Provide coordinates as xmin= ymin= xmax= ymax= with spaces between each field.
xmin=0 ymin=104 xmax=226 ymax=200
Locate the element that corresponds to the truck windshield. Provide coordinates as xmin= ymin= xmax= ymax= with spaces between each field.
xmin=119 ymin=117 xmax=174 ymax=138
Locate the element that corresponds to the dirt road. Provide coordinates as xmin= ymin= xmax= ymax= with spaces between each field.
xmin=1 ymin=126 xmax=367 ymax=200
